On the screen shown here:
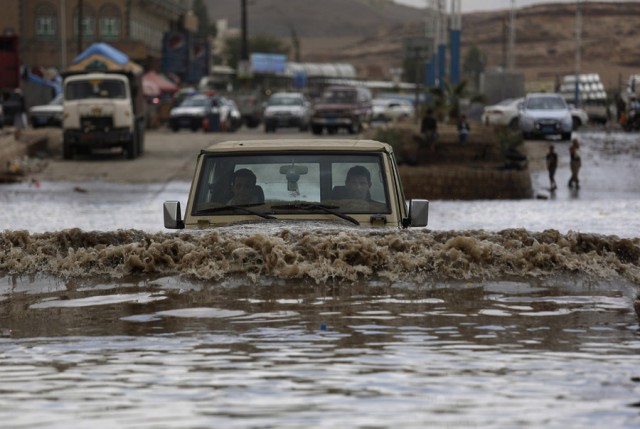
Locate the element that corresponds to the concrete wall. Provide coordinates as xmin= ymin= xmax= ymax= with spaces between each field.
xmin=400 ymin=165 xmax=533 ymax=201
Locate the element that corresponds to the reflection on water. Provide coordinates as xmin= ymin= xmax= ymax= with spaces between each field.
xmin=1 ymin=279 xmax=639 ymax=428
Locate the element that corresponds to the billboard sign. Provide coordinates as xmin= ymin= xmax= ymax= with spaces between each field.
xmin=250 ymin=53 xmax=287 ymax=74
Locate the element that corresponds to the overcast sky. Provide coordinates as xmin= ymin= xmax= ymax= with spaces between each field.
xmin=394 ymin=0 xmax=624 ymax=13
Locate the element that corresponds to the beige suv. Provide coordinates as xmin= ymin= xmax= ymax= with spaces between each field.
xmin=163 ymin=139 xmax=428 ymax=229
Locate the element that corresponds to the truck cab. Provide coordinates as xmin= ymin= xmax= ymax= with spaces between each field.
xmin=164 ymin=139 xmax=428 ymax=229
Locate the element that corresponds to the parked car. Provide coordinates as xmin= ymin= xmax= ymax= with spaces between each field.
xmin=310 ymin=86 xmax=372 ymax=135
xmin=372 ymin=98 xmax=414 ymax=122
xmin=263 ymin=92 xmax=311 ymax=132
xmin=169 ymin=94 xmax=211 ymax=131
xmin=568 ymin=104 xmax=589 ymax=130
xmin=169 ymin=94 xmax=239 ymax=132
xmin=29 ymin=94 xmax=63 ymax=128
xmin=518 ymin=93 xmax=573 ymax=140
xmin=484 ymin=97 xmax=589 ymax=131
xmin=481 ymin=98 xmax=521 ymax=129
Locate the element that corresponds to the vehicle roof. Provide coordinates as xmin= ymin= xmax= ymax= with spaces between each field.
xmin=525 ymin=92 xmax=563 ymax=98
xmin=202 ymin=139 xmax=393 ymax=154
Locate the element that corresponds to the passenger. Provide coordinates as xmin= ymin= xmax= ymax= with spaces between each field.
xmin=227 ymin=169 xmax=261 ymax=205
xmin=339 ymin=165 xmax=372 ymax=200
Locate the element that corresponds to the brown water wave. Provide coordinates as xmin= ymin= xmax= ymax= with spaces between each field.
xmin=1 ymin=226 xmax=640 ymax=284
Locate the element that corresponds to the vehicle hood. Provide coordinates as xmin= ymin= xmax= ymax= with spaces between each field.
xmin=72 ymin=101 xmax=118 ymax=116
xmin=170 ymin=106 xmax=207 ymax=116
xmin=313 ymin=102 xmax=359 ymax=110
xmin=523 ymin=109 xmax=570 ymax=119
xmin=265 ymin=105 xmax=304 ymax=115
xmin=29 ymin=105 xmax=63 ymax=114
xmin=188 ymin=219 xmax=388 ymax=235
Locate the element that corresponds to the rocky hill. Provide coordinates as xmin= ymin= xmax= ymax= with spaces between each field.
xmin=207 ymin=1 xmax=640 ymax=92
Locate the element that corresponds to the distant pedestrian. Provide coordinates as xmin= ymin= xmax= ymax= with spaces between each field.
xmin=545 ymin=144 xmax=558 ymax=191
xmin=420 ymin=108 xmax=438 ymax=144
xmin=568 ymin=138 xmax=581 ymax=189
xmin=12 ymin=88 xmax=27 ymax=137
xmin=457 ymin=114 xmax=470 ymax=144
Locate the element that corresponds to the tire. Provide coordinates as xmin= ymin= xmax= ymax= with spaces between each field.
xmin=508 ymin=118 xmax=519 ymax=130
xmin=124 ymin=130 xmax=138 ymax=160
xmin=137 ymin=123 xmax=145 ymax=156
xmin=572 ymin=117 xmax=581 ymax=130
xmin=561 ymin=132 xmax=572 ymax=141
xmin=311 ymin=125 xmax=323 ymax=135
xmin=63 ymin=142 xmax=73 ymax=160
xmin=348 ymin=120 xmax=361 ymax=134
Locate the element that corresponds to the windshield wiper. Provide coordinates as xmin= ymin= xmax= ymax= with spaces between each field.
xmin=271 ymin=203 xmax=359 ymax=225
xmin=195 ymin=204 xmax=276 ymax=220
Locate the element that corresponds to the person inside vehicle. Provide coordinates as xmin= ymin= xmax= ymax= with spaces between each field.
xmin=332 ymin=165 xmax=372 ymax=201
xmin=227 ymin=168 xmax=263 ymax=205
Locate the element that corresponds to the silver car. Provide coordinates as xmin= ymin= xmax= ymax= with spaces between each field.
xmin=519 ymin=93 xmax=573 ymax=140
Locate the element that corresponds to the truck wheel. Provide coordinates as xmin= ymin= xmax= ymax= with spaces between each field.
xmin=348 ymin=121 xmax=361 ymax=134
xmin=124 ymin=135 xmax=138 ymax=160
xmin=63 ymin=142 xmax=74 ymax=160
xmin=137 ymin=125 xmax=145 ymax=156
xmin=311 ymin=125 xmax=323 ymax=135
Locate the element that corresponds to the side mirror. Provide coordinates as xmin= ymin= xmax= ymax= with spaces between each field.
xmin=404 ymin=199 xmax=429 ymax=228
xmin=163 ymin=201 xmax=185 ymax=229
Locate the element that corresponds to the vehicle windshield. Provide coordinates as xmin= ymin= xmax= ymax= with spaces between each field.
xmin=191 ymin=152 xmax=391 ymax=216
xmin=180 ymin=96 xmax=210 ymax=107
xmin=65 ymin=79 xmax=127 ymax=100
xmin=321 ymin=90 xmax=357 ymax=103
xmin=268 ymin=96 xmax=303 ymax=106
xmin=526 ymin=96 xmax=567 ymax=110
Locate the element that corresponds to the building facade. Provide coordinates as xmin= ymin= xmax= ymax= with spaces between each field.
xmin=0 ymin=0 xmax=194 ymax=71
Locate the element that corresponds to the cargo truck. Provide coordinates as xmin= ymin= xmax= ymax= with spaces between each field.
xmin=62 ymin=43 xmax=145 ymax=159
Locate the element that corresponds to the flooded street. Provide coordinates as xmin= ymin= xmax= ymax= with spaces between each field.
xmin=1 ymin=129 xmax=640 ymax=428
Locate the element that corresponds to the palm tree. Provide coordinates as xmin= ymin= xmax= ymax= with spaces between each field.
xmin=428 ymin=80 xmax=485 ymax=122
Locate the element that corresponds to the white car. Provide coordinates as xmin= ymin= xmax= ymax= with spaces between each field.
xmin=518 ymin=93 xmax=573 ymax=140
xmin=263 ymin=92 xmax=311 ymax=132
xmin=372 ymin=98 xmax=414 ymax=122
xmin=481 ymin=98 xmax=523 ymax=129
xmin=483 ymin=97 xmax=588 ymax=131
xmin=568 ymin=104 xmax=589 ymax=130
xmin=28 ymin=94 xmax=63 ymax=128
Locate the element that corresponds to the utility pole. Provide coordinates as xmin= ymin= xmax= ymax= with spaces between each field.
xmin=77 ymin=0 xmax=83 ymax=55
xmin=60 ymin=0 xmax=67 ymax=69
xmin=508 ymin=0 xmax=516 ymax=71
xmin=241 ymin=0 xmax=248 ymax=61
xmin=574 ymin=0 xmax=583 ymax=107
xmin=449 ymin=0 xmax=461 ymax=85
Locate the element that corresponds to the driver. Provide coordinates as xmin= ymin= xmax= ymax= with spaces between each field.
xmin=227 ymin=169 xmax=261 ymax=205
